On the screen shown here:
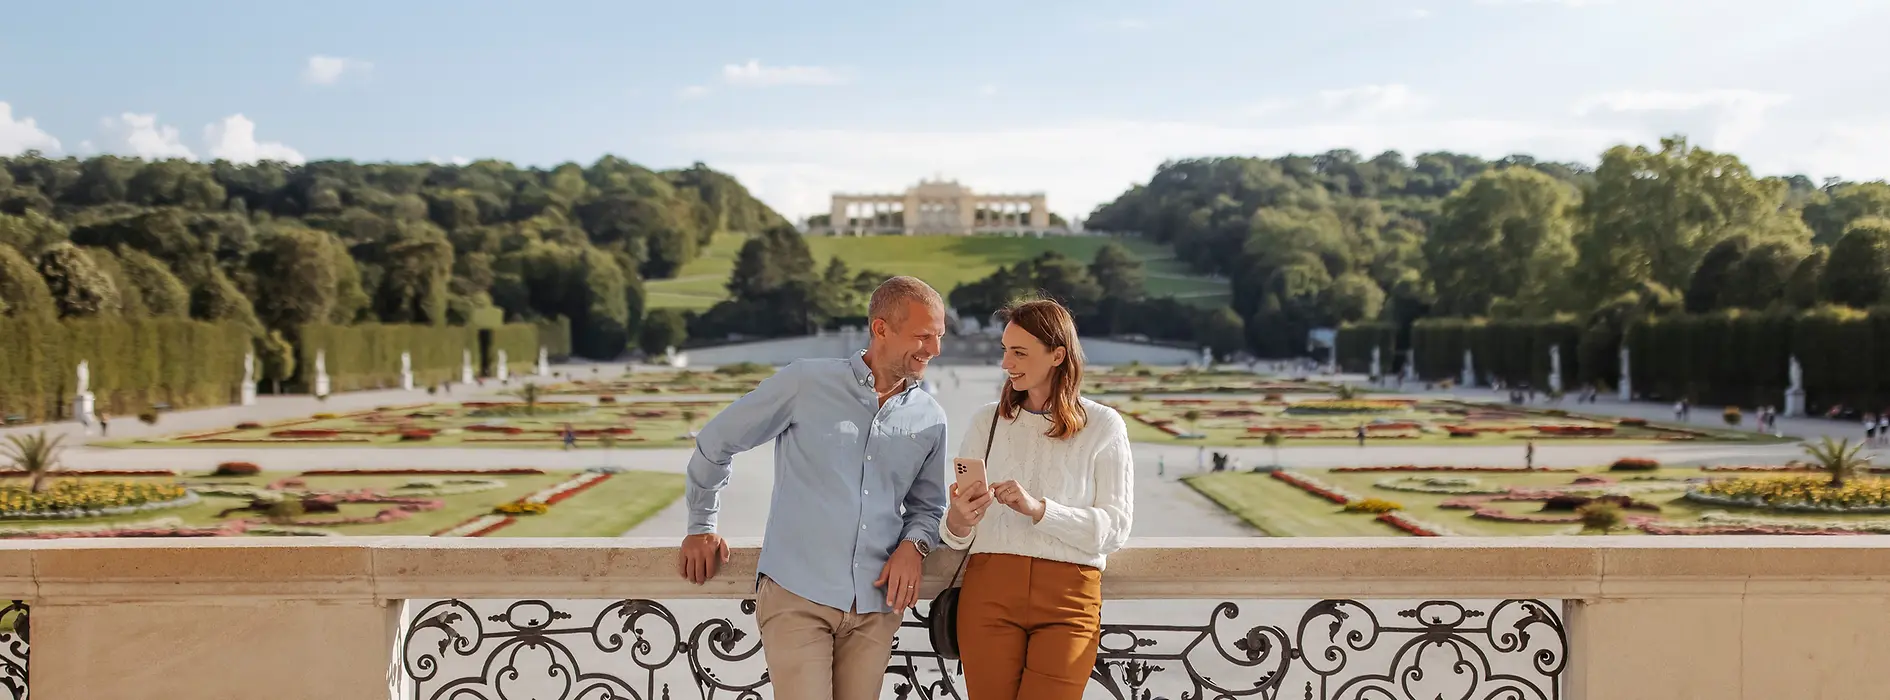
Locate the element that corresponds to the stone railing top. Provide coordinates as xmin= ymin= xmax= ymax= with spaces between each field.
xmin=8 ymin=536 xmax=1890 ymax=603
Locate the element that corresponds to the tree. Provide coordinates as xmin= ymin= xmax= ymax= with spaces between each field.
xmin=36 ymin=242 xmax=121 ymax=318
xmin=1803 ymin=181 xmax=1890 ymax=245
xmin=1324 ymin=273 xmax=1385 ymax=323
xmin=2 ymin=431 xmax=64 ymax=494
xmin=1181 ymin=409 xmax=1202 ymax=436
xmin=1819 ymin=218 xmax=1890 ymax=307
xmin=1721 ymin=240 xmax=1809 ymax=310
xmin=513 ymin=382 xmax=542 ymax=415
xmin=0 ymin=210 xmax=68 ymax=255
xmin=1784 ymin=248 xmax=1827 ymax=310
xmin=1803 ymin=436 xmax=1869 ymax=488
xmin=0 ymin=243 xmax=55 ymax=318
xmin=248 ymin=226 xmax=342 ymax=330
xmin=1089 ymin=242 xmax=1146 ymax=303
xmin=1262 ymin=431 xmax=1284 ymax=468
xmin=1684 ymin=236 xmax=1751 ymax=312
xmin=639 ymin=308 xmax=688 ymax=356
xmin=258 ymin=330 xmax=296 ymax=394
xmin=1425 ymin=167 xmax=1578 ymax=316
xmin=1195 ymin=307 xmax=1245 ymax=361
xmin=1573 ymin=137 xmax=1788 ymax=306
xmin=117 ymin=247 xmax=190 ymax=317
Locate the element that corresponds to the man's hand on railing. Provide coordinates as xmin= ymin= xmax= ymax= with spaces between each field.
xmin=679 ymin=533 xmax=730 ymax=584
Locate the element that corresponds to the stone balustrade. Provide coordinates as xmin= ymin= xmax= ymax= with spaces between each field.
xmin=2 ymin=536 xmax=1887 ymax=698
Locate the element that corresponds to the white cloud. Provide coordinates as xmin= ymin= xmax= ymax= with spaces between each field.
xmin=1574 ymin=89 xmax=1790 ymax=150
xmin=100 ymin=113 xmax=194 ymax=159
xmin=1110 ymin=18 xmax=1149 ymax=30
xmin=0 ymin=102 xmax=60 ymax=155
xmin=979 ymin=84 xmax=999 ymax=97
xmin=303 ymin=55 xmax=372 ymax=85
xmin=1317 ymin=84 xmax=1434 ymax=118
xmin=204 ymin=114 xmax=305 ymax=164
xmin=721 ymin=60 xmax=849 ymax=87
xmin=679 ymin=85 xmax=711 ymax=100
xmin=428 ymin=155 xmax=471 ymax=166
xmin=77 ymin=140 xmax=95 ymax=154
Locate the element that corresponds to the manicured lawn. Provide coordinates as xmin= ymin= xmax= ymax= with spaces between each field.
xmin=646 ymin=233 xmax=1228 ymax=310
xmin=0 ymin=469 xmax=682 ymax=537
xmin=1184 ymin=471 xmax=1393 ymax=536
xmin=1190 ymin=466 xmax=1890 ymax=537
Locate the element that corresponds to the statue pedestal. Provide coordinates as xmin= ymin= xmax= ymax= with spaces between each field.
xmin=1785 ymin=388 xmax=1806 ymax=418
xmin=400 ymin=372 xmax=414 ymax=391
xmin=71 ymin=393 xmax=95 ymax=423
xmin=240 ymin=383 xmax=257 ymax=407
xmin=1618 ymin=377 xmax=1632 ymax=402
xmin=461 ymin=365 xmax=474 ymax=384
xmin=314 ymin=374 xmax=331 ymax=398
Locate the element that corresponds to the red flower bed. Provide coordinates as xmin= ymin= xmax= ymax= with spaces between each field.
xmin=1245 ymin=425 xmax=1323 ymax=435
xmin=1270 ymin=471 xmax=1350 ymax=505
xmin=1467 ymin=506 xmax=1580 ymax=524
xmin=1376 ymin=512 xmax=1443 ymax=536
xmin=1635 ymin=521 xmax=1870 ymax=536
xmin=1 ymin=523 xmax=248 ymax=539
xmin=1617 ymin=418 xmax=1649 ymax=427
xmin=539 ymin=472 xmax=614 ymax=506
xmin=270 ymin=429 xmax=342 ymax=438
xmin=301 ymin=468 xmax=545 ymax=476
xmin=1700 ymin=464 xmax=1815 ymax=472
xmin=466 ymin=425 xmax=526 ymax=434
xmin=235 ymin=422 xmax=263 ymax=430
xmin=194 ymin=437 xmax=374 ymax=444
xmin=1536 ymin=425 xmax=1615 ymax=437
xmin=399 ymin=430 xmax=434 ymax=442
xmin=214 ymin=462 xmax=261 ymax=476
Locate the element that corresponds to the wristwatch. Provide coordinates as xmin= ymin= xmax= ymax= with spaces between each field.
xmin=906 ymin=538 xmax=932 ymax=557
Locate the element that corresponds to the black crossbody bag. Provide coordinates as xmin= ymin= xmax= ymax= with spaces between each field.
xmin=926 ymin=409 xmax=998 ymax=660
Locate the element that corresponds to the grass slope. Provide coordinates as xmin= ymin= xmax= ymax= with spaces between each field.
xmin=647 ymin=233 xmax=1229 ymax=311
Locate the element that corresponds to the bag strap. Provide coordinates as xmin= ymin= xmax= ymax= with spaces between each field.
xmin=944 ymin=407 xmax=999 ymax=588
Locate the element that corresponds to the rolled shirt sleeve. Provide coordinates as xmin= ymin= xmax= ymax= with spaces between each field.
xmin=684 ymin=363 xmax=801 ymax=535
xmin=899 ymin=427 xmax=949 ymax=551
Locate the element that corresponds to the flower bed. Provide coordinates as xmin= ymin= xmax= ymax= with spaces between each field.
xmin=1343 ymin=497 xmax=1403 ymax=513
xmin=214 ymin=462 xmax=261 ymax=476
xmin=1332 ymin=465 xmax=1576 ymax=473
xmin=431 ymin=470 xmax=616 ymax=537
xmin=268 ymin=429 xmax=343 ymax=438
xmin=0 ymin=469 xmax=178 ymax=477
xmin=466 ymin=424 xmax=526 ymax=434
xmin=0 ymin=482 xmax=199 ymax=520
xmin=1270 ymin=470 xmax=1354 ymax=505
xmin=1285 ymin=400 xmax=1413 ymax=415
xmin=1376 ymin=511 xmax=1454 ymax=536
xmin=300 ymin=468 xmax=546 ymax=476
xmin=1537 ymin=425 xmax=1614 ymax=437
xmin=1374 ymin=476 xmax=1509 ymax=495
xmin=1687 ymin=476 xmax=1890 ymax=513
xmin=435 ymin=515 xmax=515 ymax=537
xmin=1610 ymin=458 xmax=1660 ymax=471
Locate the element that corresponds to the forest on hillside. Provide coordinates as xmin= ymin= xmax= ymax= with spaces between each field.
xmin=0 ymin=153 xmax=787 ymax=361
xmin=1085 ymin=137 xmax=1890 ymax=356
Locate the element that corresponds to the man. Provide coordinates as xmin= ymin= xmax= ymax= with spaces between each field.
xmin=678 ymin=276 xmax=951 ymax=700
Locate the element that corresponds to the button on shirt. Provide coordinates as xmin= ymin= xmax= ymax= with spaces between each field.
xmin=686 ymin=353 xmax=949 ymax=614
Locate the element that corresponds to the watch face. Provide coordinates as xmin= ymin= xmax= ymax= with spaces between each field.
xmin=913 ymin=540 xmax=932 ymax=556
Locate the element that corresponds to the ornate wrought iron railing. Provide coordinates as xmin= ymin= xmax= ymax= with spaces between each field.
xmin=400 ymin=597 xmax=1566 ymax=700
xmin=0 ymin=601 xmax=26 ymax=700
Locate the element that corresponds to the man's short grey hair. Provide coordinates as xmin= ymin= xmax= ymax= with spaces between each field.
xmin=868 ymin=276 xmax=944 ymax=325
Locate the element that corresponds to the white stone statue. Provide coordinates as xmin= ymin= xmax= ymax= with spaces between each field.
xmin=1370 ymin=346 xmax=1382 ymax=380
xmin=1785 ymin=355 xmax=1807 ymax=417
xmin=537 ymin=347 xmax=550 ymax=376
xmin=496 ymin=350 xmax=510 ymax=381
xmin=75 ymin=360 xmax=90 ymax=396
xmin=461 ymin=349 xmax=475 ymax=384
xmin=72 ymin=360 xmax=96 ymax=428
xmin=240 ymin=351 xmax=258 ymax=406
xmin=1618 ymin=345 xmax=1632 ymax=402
xmin=313 ymin=350 xmax=331 ymax=397
xmin=399 ymin=351 xmax=415 ymax=391
xmin=1461 ymin=349 xmax=1476 ymax=388
xmin=1403 ymin=348 xmax=1417 ymax=382
xmin=1548 ymin=345 xmax=1564 ymax=395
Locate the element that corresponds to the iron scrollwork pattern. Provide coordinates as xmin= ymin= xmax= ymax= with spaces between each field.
xmin=400 ymin=598 xmax=1565 ymax=700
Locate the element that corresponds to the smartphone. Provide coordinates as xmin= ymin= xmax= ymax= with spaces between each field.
xmin=953 ymin=457 xmax=987 ymax=494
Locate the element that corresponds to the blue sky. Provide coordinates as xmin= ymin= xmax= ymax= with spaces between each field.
xmin=5 ymin=0 xmax=1890 ymax=220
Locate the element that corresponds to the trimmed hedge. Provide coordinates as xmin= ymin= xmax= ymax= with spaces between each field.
xmin=534 ymin=316 xmax=572 ymax=362
xmin=0 ymin=316 xmax=248 ymax=422
xmin=294 ymin=322 xmax=544 ymax=392
xmin=1413 ymin=317 xmax=1583 ymax=390
xmin=1335 ymin=323 xmax=1398 ymax=375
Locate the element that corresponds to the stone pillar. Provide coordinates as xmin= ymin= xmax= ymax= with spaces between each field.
xmin=1618 ymin=345 xmax=1632 ymax=401
xmin=904 ymin=193 xmax=920 ymax=235
xmin=959 ymin=197 xmax=975 ymax=233
xmin=399 ymin=351 xmax=414 ymax=391
xmin=1030 ymin=195 xmax=1049 ymax=229
xmin=830 ymin=197 xmax=847 ymax=234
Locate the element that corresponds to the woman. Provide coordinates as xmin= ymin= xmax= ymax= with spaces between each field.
xmin=943 ymin=298 xmax=1134 ymax=700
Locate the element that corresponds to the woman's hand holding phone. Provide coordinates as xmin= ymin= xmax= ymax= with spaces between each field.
xmin=947 ymin=479 xmax=994 ymax=538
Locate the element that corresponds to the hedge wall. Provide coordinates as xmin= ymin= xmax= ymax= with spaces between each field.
xmin=294 ymin=322 xmax=544 ymax=393
xmin=0 ymin=317 xmax=248 ymax=422
xmin=1412 ymin=317 xmax=1583 ymax=389
xmin=1334 ymin=323 xmax=1399 ymax=375
xmin=1625 ymin=308 xmax=1880 ymax=412
xmin=534 ymin=316 xmax=572 ymax=362
xmin=486 ymin=324 xmax=539 ymax=377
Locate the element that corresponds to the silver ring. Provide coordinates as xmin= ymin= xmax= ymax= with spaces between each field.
xmin=905 ymin=584 xmax=914 ymax=588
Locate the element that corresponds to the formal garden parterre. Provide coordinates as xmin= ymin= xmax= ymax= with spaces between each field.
xmin=1085 ymin=365 xmax=1342 ymax=396
xmin=1108 ymin=395 xmax=1772 ymax=446
xmin=0 ymin=464 xmax=682 ymax=538
xmin=1186 ymin=440 xmax=1890 ymax=537
xmin=98 ymin=398 xmax=731 ymax=449
xmin=541 ymin=364 xmax=774 ymax=398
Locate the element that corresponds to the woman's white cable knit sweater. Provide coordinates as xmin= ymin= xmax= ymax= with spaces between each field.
xmin=941 ymin=398 xmax=1134 ymax=569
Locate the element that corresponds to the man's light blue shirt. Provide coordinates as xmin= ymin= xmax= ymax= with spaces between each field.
xmin=685 ymin=352 xmax=949 ymax=614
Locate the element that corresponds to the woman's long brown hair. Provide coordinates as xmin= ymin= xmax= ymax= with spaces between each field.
xmin=996 ymin=298 xmax=1088 ymax=439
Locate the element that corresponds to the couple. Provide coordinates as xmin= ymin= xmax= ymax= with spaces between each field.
xmin=677 ymin=276 xmax=1135 ymax=700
